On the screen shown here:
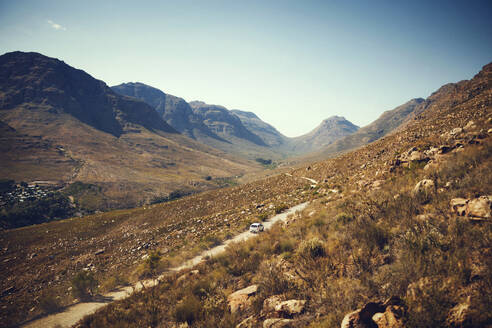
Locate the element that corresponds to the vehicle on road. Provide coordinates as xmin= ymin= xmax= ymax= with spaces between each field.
xmin=249 ymin=222 xmax=264 ymax=233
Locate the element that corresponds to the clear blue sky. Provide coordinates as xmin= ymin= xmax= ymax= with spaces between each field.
xmin=1 ymin=0 xmax=491 ymax=137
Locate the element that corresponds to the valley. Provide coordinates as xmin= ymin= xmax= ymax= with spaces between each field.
xmin=0 ymin=57 xmax=490 ymax=327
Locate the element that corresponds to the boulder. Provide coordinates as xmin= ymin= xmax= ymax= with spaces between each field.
xmin=372 ymin=305 xmax=405 ymax=328
xmin=274 ymin=299 xmax=306 ymax=316
xmin=228 ymin=285 xmax=258 ymax=314
xmin=341 ymin=297 xmax=405 ymax=328
xmin=263 ymin=295 xmax=284 ymax=314
xmin=412 ymin=179 xmax=434 ymax=195
xmin=263 ymin=318 xmax=294 ymax=328
xmin=450 ymin=196 xmax=491 ymax=219
xmin=466 ymin=196 xmax=491 ymax=218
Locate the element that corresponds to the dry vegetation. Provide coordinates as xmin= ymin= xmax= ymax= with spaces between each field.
xmin=0 ymin=166 xmax=317 ymax=327
xmin=74 ymin=64 xmax=492 ymax=327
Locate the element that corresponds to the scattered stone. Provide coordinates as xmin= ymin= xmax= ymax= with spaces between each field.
xmin=463 ymin=121 xmax=476 ymax=131
xmin=450 ymin=198 xmax=468 ymax=216
xmin=341 ymin=296 xmax=405 ymax=328
xmin=412 ymin=179 xmax=434 ymax=195
xmin=274 ymin=299 xmax=306 ymax=316
xmin=177 ymin=270 xmax=199 ymax=284
xmin=263 ymin=318 xmax=293 ymax=328
xmin=450 ymin=196 xmax=492 ymax=219
xmin=371 ymin=180 xmax=385 ymax=190
xmin=236 ymin=316 xmax=255 ymax=328
xmin=262 ymin=295 xmax=284 ymax=314
xmin=466 ymin=196 xmax=491 ymax=218
xmin=228 ymin=284 xmax=258 ymax=314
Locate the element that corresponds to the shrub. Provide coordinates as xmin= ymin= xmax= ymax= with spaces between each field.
xmin=39 ymin=292 xmax=62 ymax=313
xmin=71 ymin=271 xmax=98 ymax=300
xmin=296 ymin=238 xmax=326 ymax=259
xmin=334 ymin=212 xmax=354 ymax=224
xmin=275 ymin=204 xmax=288 ymax=214
xmin=174 ymin=295 xmax=202 ymax=324
xmin=258 ymin=213 xmax=269 ymax=221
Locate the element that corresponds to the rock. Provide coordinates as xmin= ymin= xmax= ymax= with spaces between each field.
xmin=463 ymin=121 xmax=476 ymax=131
xmin=450 ymin=198 xmax=468 ymax=216
xmin=450 ymin=196 xmax=492 ymax=219
xmin=236 ymin=316 xmax=255 ymax=328
xmin=263 ymin=318 xmax=293 ymax=328
xmin=228 ymin=285 xmax=258 ymax=314
xmin=341 ymin=297 xmax=404 ymax=328
xmin=94 ymin=249 xmax=105 ymax=255
xmin=466 ymin=196 xmax=491 ymax=218
xmin=372 ymin=305 xmax=405 ymax=328
xmin=274 ymin=299 xmax=306 ymax=316
xmin=176 ymin=270 xmax=199 ymax=284
xmin=412 ymin=179 xmax=434 ymax=195
xmin=371 ymin=180 xmax=385 ymax=190
xmin=263 ymin=295 xmax=284 ymax=314
xmin=407 ymin=151 xmax=428 ymax=162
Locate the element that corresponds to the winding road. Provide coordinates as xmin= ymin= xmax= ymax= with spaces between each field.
xmin=22 ymin=202 xmax=309 ymax=328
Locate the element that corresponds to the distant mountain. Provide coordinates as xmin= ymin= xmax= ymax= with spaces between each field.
xmin=0 ymin=52 xmax=176 ymax=137
xmin=189 ymin=101 xmax=267 ymax=147
xmin=312 ymin=98 xmax=424 ymax=158
xmin=111 ymin=82 xmax=224 ymax=141
xmin=0 ymin=51 xmax=254 ymax=211
xmin=230 ymin=109 xmax=289 ymax=148
xmin=290 ymin=116 xmax=359 ymax=153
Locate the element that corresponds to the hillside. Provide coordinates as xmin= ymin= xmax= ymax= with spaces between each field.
xmin=300 ymin=98 xmax=425 ymax=161
xmin=67 ymin=62 xmax=490 ymax=327
xmin=0 ymin=52 xmax=256 ymax=220
xmin=111 ymin=82 xmax=224 ymax=141
xmin=230 ymin=109 xmax=289 ymax=149
xmin=290 ymin=116 xmax=360 ymax=154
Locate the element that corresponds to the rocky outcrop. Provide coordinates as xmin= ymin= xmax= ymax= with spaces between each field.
xmin=450 ymin=196 xmax=491 ymax=220
xmin=228 ymin=285 xmax=258 ymax=314
xmin=341 ymin=297 xmax=406 ymax=328
xmin=274 ymin=300 xmax=306 ymax=316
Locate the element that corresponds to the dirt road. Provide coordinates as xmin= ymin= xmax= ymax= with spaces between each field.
xmin=22 ymin=202 xmax=309 ymax=328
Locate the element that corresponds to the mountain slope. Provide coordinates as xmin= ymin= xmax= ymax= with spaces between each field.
xmin=0 ymin=52 xmax=255 ymax=210
xmin=27 ymin=62 xmax=491 ymax=328
xmin=290 ymin=115 xmax=359 ymax=153
xmin=230 ymin=109 xmax=289 ymax=148
xmin=302 ymin=98 xmax=425 ymax=160
xmin=0 ymin=52 xmax=176 ymax=137
xmin=111 ymin=82 xmax=224 ymax=141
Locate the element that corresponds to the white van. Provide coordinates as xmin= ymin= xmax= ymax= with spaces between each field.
xmin=249 ymin=222 xmax=264 ymax=233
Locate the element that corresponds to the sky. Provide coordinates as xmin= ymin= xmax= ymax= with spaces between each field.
xmin=0 ymin=1 xmax=491 ymax=137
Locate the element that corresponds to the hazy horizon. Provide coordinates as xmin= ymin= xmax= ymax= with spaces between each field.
xmin=1 ymin=0 xmax=491 ymax=137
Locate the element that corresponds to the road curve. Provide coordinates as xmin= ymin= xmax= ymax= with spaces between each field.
xmin=22 ymin=202 xmax=309 ymax=328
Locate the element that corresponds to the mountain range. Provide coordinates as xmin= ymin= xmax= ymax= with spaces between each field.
xmin=0 ymin=50 xmax=439 ymax=212
xmin=112 ymin=82 xmax=361 ymax=157
xmin=0 ymin=52 xmax=253 ymax=209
